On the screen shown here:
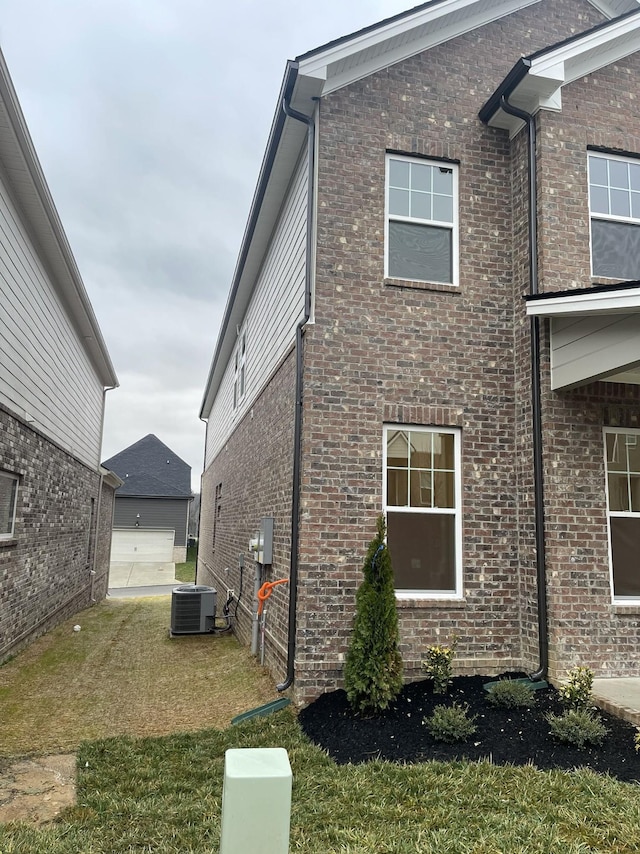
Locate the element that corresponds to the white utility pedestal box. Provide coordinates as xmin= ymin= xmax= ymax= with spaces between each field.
xmin=219 ymin=747 xmax=292 ymax=854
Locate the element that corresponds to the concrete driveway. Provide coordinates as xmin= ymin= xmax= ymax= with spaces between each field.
xmin=108 ymin=561 xmax=177 ymax=589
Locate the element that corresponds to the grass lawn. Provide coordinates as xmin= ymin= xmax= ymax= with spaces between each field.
xmin=174 ymin=543 xmax=197 ymax=583
xmin=2 ymin=599 xmax=640 ymax=852
xmin=0 ymin=597 xmax=276 ymax=755
xmin=2 ymin=712 xmax=640 ymax=853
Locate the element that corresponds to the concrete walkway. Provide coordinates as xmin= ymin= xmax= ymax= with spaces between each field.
xmin=593 ymin=678 xmax=640 ymax=726
xmin=107 ymin=561 xmax=185 ymax=598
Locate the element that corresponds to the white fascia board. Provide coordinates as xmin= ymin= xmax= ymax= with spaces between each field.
xmin=299 ymin=0 xmax=541 ymax=93
xmin=587 ymin=0 xmax=640 ymax=18
xmin=488 ymin=12 xmax=640 ymax=133
xmin=530 ymin=13 xmax=640 ymax=84
xmin=526 ymin=287 xmax=640 ymax=317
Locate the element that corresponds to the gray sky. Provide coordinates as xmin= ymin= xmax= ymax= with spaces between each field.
xmin=1 ymin=0 xmax=411 ymax=489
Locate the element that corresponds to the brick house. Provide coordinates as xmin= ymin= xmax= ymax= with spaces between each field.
xmin=0 ymin=47 xmax=120 ymax=663
xmin=199 ymin=0 xmax=640 ymax=704
xmin=103 ymin=434 xmax=192 ymax=564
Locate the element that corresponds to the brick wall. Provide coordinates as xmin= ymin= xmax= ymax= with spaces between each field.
xmin=202 ymin=0 xmax=640 ymax=704
xmin=0 ymin=403 xmax=113 ymax=662
xmin=198 ymin=349 xmax=297 ymax=683
xmin=292 ymin=0 xmax=607 ymax=703
xmin=530 ymin=52 xmax=640 ymax=680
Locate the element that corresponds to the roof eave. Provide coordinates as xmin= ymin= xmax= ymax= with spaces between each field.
xmin=480 ymin=9 xmax=640 ymax=134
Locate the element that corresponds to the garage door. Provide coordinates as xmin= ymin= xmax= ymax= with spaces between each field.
xmin=111 ymin=529 xmax=175 ymax=562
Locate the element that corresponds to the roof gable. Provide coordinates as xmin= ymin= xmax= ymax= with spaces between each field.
xmin=201 ymin=0 xmax=639 ymax=416
xmin=102 ymin=434 xmax=191 ymax=498
xmin=480 ymin=8 xmax=640 ymax=132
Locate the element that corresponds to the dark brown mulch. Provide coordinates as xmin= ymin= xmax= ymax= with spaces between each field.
xmin=298 ymin=673 xmax=640 ymax=783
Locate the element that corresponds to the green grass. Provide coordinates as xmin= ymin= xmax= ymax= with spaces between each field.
xmin=174 ymin=543 xmax=197 ymax=583
xmin=2 ymin=712 xmax=640 ymax=852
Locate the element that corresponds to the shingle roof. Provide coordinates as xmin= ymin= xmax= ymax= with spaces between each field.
xmin=102 ymin=434 xmax=191 ymax=498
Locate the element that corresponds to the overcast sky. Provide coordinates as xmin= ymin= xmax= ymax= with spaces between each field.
xmin=1 ymin=0 xmax=412 ymax=489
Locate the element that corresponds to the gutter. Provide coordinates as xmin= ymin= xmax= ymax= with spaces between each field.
xmin=199 ymin=63 xmax=300 ymax=419
xmin=495 ymin=94 xmax=548 ymax=682
xmin=276 ymin=82 xmax=316 ymax=693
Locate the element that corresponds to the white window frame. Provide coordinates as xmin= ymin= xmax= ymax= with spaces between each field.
xmin=383 ymin=424 xmax=463 ymax=599
xmin=588 ymin=151 xmax=640 ymax=280
xmin=604 ymin=427 xmax=640 ymax=603
xmin=385 ymin=154 xmax=459 ymax=286
xmin=232 ymin=330 xmax=247 ymax=411
xmin=0 ymin=471 xmax=18 ymax=540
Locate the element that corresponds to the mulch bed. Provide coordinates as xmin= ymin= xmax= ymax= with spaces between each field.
xmin=298 ymin=673 xmax=640 ymax=783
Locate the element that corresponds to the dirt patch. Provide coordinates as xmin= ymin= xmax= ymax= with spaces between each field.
xmin=0 ymin=754 xmax=76 ymax=825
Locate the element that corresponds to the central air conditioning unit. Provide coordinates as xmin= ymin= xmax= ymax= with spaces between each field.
xmin=170 ymin=585 xmax=217 ymax=635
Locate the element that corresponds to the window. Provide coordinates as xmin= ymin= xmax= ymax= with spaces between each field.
xmin=212 ymin=482 xmax=222 ymax=550
xmin=233 ymin=331 xmax=246 ymax=409
xmin=384 ymin=426 xmax=462 ymax=597
xmin=589 ymin=153 xmax=640 ymax=280
xmin=386 ymin=154 xmax=458 ymax=285
xmin=605 ymin=429 xmax=640 ymax=599
xmin=0 ymin=471 xmax=18 ymax=539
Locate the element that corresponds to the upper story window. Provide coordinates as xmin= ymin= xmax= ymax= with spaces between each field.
xmin=233 ymin=331 xmax=246 ymax=410
xmin=0 ymin=471 xmax=18 ymax=539
xmin=605 ymin=428 xmax=640 ymax=601
xmin=589 ymin=153 xmax=640 ymax=280
xmin=385 ymin=154 xmax=458 ymax=286
xmin=384 ymin=425 xmax=462 ymax=598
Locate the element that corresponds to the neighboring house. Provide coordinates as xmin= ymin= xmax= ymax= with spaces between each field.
xmin=199 ymin=0 xmax=640 ymax=704
xmin=0 ymin=48 xmax=120 ymax=663
xmin=102 ymin=435 xmax=192 ymax=563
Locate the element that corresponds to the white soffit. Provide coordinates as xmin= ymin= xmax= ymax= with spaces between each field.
xmin=297 ymin=0 xmax=542 ymax=95
xmin=526 ymin=286 xmax=640 ymax=317
xmin=487 ymin=10 xmax=640 ymax=133
xmin=588 ymin=0 xmax=640 ymax=17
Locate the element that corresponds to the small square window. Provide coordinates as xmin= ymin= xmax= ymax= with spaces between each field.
xmin=386 ymin=155 xmax=459 ymax=285
xmin=0 ymin=471 xmax=18 ymax=539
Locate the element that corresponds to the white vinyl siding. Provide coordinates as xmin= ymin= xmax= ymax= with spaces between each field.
xmin=549 ymin=314 xmax=640 ymax=390
xmin=205 ymin=148 xmax=308 ymax=466
xmin=0 ymin=172 xmax=104 ymax=468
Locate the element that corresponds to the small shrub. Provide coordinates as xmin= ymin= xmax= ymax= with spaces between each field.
xmin=558 ymin=665 xmax=594 ymax=711
xmin=635 ymin=730 xmax=640 ymax=753
xmin=486 ymin=679 xmax=536 ymax=709
xmin=425 ymin=702 xmax=477 ymax=743
xmin=546 ymin=709 xmax=608 ymax=749
xmin=422 ymin=636 xmax=458 ymax=695
xmin=344 ymin=515 xmax=403 ymax=714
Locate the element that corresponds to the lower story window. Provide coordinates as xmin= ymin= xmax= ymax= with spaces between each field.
xmin=0 ymin=471 xmax=18 ymax=539
xmin=384 ymin=425 xmax=462 ymax=597
xmin=605 ymin=428 xmax=640 ymax=599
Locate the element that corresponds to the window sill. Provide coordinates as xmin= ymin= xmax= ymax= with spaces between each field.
xmin=613 ymin=603 xmax=640 ymax=616
xmin=0 ymin=537 xmax=17 ymax=548
xmin=395 ymin=596 xmax=465 ymax=609
xmin=384 ymin=278 xmax=460 ymax=294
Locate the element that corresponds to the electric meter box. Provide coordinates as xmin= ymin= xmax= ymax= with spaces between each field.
xmin=251 ymin=517 xmax=273 ymax=564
